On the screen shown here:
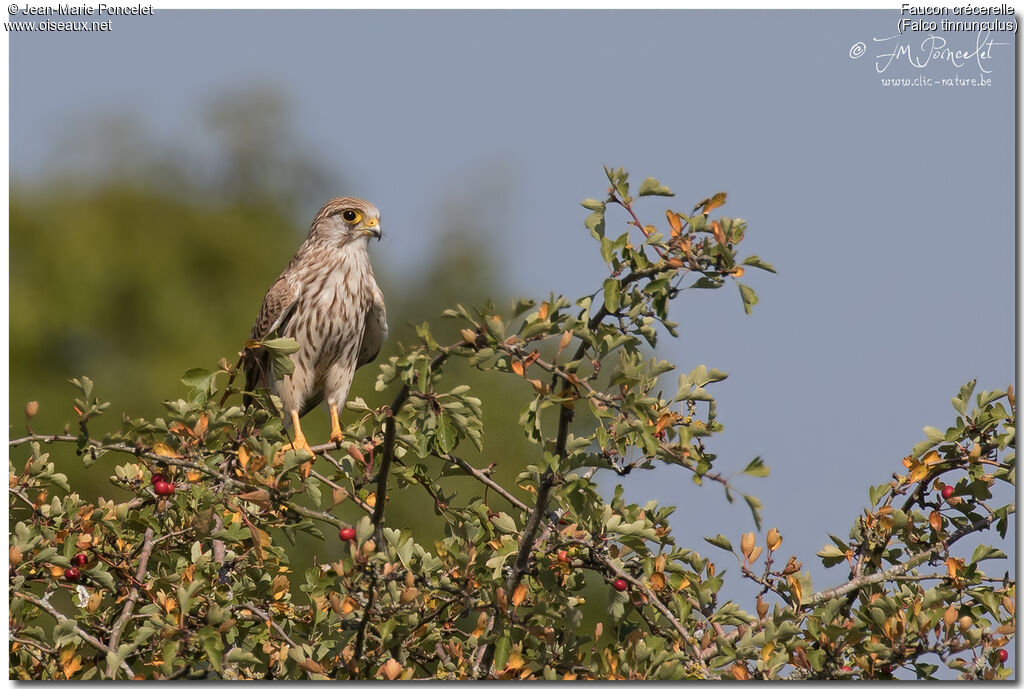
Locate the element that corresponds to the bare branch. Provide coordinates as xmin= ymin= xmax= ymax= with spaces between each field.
xmin=106 ymin=527 xmax=156 ymax=678
xmin=13 ymin=591 xmax=135 ymax=678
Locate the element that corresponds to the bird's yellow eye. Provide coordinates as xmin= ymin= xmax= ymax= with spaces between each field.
xmin=342 ymin=209 xmax=362 ymax=224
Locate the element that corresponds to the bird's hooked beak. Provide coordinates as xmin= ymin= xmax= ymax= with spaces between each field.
xmin=362 ymin=217 xmax=383 ymax=241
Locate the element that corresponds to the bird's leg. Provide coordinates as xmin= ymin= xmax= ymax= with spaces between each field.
xmin=282 ymin=409 xmax=312 ymax=454
xmin=329 ymin=403 xmax=344 ymax=444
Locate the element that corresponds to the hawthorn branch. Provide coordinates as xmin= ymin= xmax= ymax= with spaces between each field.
xmin=803 ymin=505 xmax=1015 ymax=608
xmin=702 ymin=503 xmax=1016 ymax=661
xmin=371 ymin=349 xmax=451 ymax=542
xmin=235 ymin=603 xmax=316 ymax=678
xmin=595 ymin=555 xmax=709 ymax=673
xmin=9 ymin=434 xmax=247 ymax=489
xmin=13 ymin=591 xmax=135 ymax=678
xmin=352 ymin=577 xmax=380 ymax=676
xmin=440 ymin=453 xmax=528 ymax=512
xmin=106 ymin=527 xmax=156 ymax=678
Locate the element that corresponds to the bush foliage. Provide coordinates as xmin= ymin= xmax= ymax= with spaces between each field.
xmin=9 ymin=169 xmax=1015 ymax=679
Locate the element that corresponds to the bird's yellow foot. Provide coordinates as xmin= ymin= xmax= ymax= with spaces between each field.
xmin=274 ymin=410 xmax=315 ymax=469
xmin=329 ymin=403 xmax=345 ymax=444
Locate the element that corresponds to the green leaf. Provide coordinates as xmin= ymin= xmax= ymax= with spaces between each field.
xmin=744 ymin=493 xmax=763 ymax=530
xmin=638 ymin=177 xmax=674 ymax=197
xmin=738 ymin=282 xmax=759 ymax=315
xmin=970 ymin=543 xmax=1006 ymax=564
xmin=225 ymin=648 xmax=261 ymax=665
xmin=434 ymin=412 xmax=457 ymax=455
xmin=817 ymin=545 xmax=847 ymax=567
xmin=742 ymin=457 xmax=770 ymax=477
xmin=260 ymin=337 xmax=300 ymax=354
xmin=181 ymin=368 xmax=214 ymax=392
xmin=584 ymin=209 xmax=606 ymax=239
xmin=493 ymin=635 xmax=511 ymax=671
xmin=86 ymin=566 xmax=116 ymax=592
xmin=603 ymin=279 xmax=621 ymax=313
xmin=741 ymin=255 xmax=777 ymax=273
xmin=196 ymin=626 xmax=224 ymax=673
xmin=704 ymin=534 xmax=734 ymax=552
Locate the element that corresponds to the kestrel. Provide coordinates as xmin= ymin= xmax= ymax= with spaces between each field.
xmin=244 ymin=197 xmax=388 ymax=452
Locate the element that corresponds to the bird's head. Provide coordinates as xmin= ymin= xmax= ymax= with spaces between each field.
xmin=310 ymin=197 xmax=382 ymax=245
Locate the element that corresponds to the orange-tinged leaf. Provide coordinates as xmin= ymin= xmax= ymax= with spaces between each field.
xmin=185 ymin=470 xmax=201 ymax=482
xmin=740 ymin=531 xmax=756 ymax=561
xmin=347 ymin=445 xmax=365 ymax=464
xmin=756 ymin=594 xmax=769 ymax=618
xmin=928 ymin=510 xmax=943 ymax=532
xmin=511 ymin=361 xmax=525 ymax=377
xmin=649 ymin=572 xmax=666 ymax=591
xmin=471 ymin=611 xmax=488 ymax=638
xmin=766 ymin=528 xmax=782 ymax=552
xmin=297 ymin=656 xmax=325 ymax=674
xmin=943 ymin=604 xmax=959 ymax=629
xmin=556 ymin=329 xmax=573 ymax=359
xmin=236 ymin=489 xmax=269 ymax=505
xmin=711 ymin=220 xmax=726 ymax=245
xmin=61 ymin=648 xmax=83 ymax=679
xmin=704 ymin=192 xmax=727 ymax=214
xmin=193 ymin=413 xmax=209 ymax=439
xmin=908 ymin=462 xmax=930 ymax=483
xmin=786 ymin=575 xmax=803 ymax=606
xmin=237 ymin=445 xmax=250 ymax=469
xmin=506 ymin=648 xmax=524 ymax=670
xmin=749 ymin=545 xmax=763 ymax=564
xmin=271 ymin=574 xmax=290 ymax=600
xmin=922 ymin=450 xmax=943 ymax=466
xmin=332 ymin=486 xmax=348 ymax=505
xmin=666 ymin=210 xmax=684 ymax=237
xmin=512 ymin=583 xmax=527 ymax=608
xmin=730 ymin=663 xmax=750 ymax=680
xmin=169 ymin=422 xmax=193 ymax=437
xmin=153 ymin=443 xmax=181 ymax=459
xmin=946 ymin=557 xmax=963 ymax=579
xmin=537 ymin=302 xmax=549 ymax=320
xmin=341 ymin=596 xmax=358 ymax=614
xmin=380 ymin=658 xmax=403 ymax=680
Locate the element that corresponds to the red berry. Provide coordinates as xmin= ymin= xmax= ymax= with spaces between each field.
xmin=71 ymin=553 xmax=89 ymax=567
xmin=153 ymin=480 xmax=174 ymax=496
xmin=64 ymin=567 xmax=81 ymax=582
xmin=557 ymin=551 xmax=569 ymax=563
xmin=338 ymin=527 xmax=356 ymax=541
xmin=150 ymin=473 xmax=165 ymax=485
xmin=941 ymin=485 xmax=955 ymax=500
xmin=997 ymin=648 xmax=1008 ymax=663
xmin=841 ymin=666 xmax=851 ymax=672
xmin=612 ymin=578 xmax=628 ymax=592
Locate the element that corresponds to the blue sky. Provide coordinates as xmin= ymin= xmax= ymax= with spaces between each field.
xmin=8 ymin=8 xmax=1016 ymax=666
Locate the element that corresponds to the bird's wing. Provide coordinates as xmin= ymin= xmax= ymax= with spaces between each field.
xmin=244 ymin=276 xmax=299 ymax=394
xmin=357 ymin=286 xmax=388 ymax=369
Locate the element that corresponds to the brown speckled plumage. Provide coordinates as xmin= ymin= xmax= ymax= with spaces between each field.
xmin=245 ymin=197 xmax=387 ymax=425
